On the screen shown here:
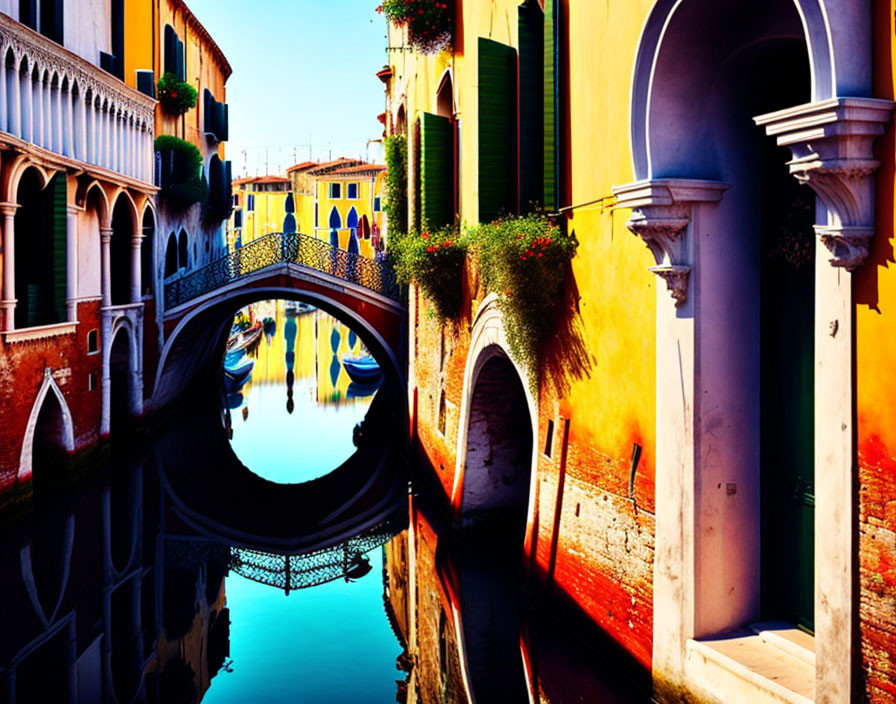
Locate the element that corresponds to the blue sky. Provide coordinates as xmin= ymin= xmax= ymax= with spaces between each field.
xmin=186 ymin=0 xmax=389 ymax=177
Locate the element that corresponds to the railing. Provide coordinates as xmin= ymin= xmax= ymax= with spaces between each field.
xmin=164 ymin=232 xmax=400 ymax=309
xmin=0 ymin=13 xmax=156 ymax=182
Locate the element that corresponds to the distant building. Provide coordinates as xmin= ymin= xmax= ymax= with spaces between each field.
xmin=227 ymin=175 xmax=291 ymax=249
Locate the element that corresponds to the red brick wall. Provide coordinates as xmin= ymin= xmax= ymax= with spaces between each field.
xmin=859 ymin=435 xmax=896 ymax=703
xmin=411 ymin=274 xmax=655 ymax=670
xmin=0 ymin=300 xmax=103 ymax=492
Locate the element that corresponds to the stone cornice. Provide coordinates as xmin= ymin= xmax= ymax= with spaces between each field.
xmin=0 ymin=12 xmax=157 ymax=126
xmin=755 ymin=98 xmax=895 ymax=270
xmin=612 ymin=179 xmax=728 ymax=306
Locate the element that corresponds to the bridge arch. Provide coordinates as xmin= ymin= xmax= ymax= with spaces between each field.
xmin=451 ymin=295 xmax=537 ymax=540
xmin=154 ymin=281 xmax=404 ymax=411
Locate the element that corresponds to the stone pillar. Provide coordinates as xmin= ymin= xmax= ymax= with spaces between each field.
xmin=130 ymin=228 xmax=143 ymax=303
xmin=87 ymin=98 xmax=96 ymax=164
xmin=21 ymin=66 xmax=32 ymax=143
xmin=76 ymin=94 xmax=87 ymax=161
xmin=755 ymin=96 xmax=896 ymax=704
xmin=33 ymin=72 xmax=43 ymax=147
xmin=53 ymin=80 xmax=63 ymax=155
xmin=9 ymin=62 xmax=20 ymax=139
xmin=103 ymin=104 xmax=110 ymax=168
xmin=100 ymin=227 xmax=112 ymax=308
xmin=0 ymin=58 xmax=8 ymax=134
xmin=0 ymin=203 xmax=19 ymax=331
xmin=62 ymin=85 xmax=73 ymax=158
xmin=66 ymin=205 xmax=78 ymax=322
xmin=110 ymin=109 xmax=118 ymax=172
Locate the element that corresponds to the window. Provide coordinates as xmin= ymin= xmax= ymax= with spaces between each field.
xmin=347 ymin=183 xmax=358 ymax=199
xmin=232 ymin=194 xmax=239 ymax=207
xmin=88 ymin=371 xmax=98 ymax=391
xmin=20 ymin=0 xmax=64 ymax=45
xmin=247 ymin=194 xmax=255 ymax=211
xmin=329 ymin=183 xmax=341 ymax=199
xmin=233 ymin=210 xmax=242 ymax=229
xmin=87 ymin=329 xmax=99 ymax=354
xmin=164 ymin=25 xmax=186 ymax=81
xmin=543 ymin=419 xmax=555 ymax=458
xmin=373 ymin=196 xmax=381 ymax=212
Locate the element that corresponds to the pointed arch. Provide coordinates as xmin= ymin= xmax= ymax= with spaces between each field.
xmin=436 ymin=69 xmax=454 ymax=118
xmin=164 ymin=231 xmax=178 ymax=278
xmin=178 ymin=229 xmax=189 ymax=270
xmin=19 ymin=369 xmax=75 ymax=482
xmin=3 ymin=153 xmax=53 ymax=203
xmin=346 ymin=206 xmax=359 ymax=230
xmin=76 ymin=178 xmax=110 ymax=227
xmin=328 ymin=206 xmax=342 ymax=230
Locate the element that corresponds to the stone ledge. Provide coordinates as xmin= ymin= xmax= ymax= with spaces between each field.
xmin=3 ymin=321 xmax=78 ymax=343
xmin=686 ymin=632 xmax=815 ymax=704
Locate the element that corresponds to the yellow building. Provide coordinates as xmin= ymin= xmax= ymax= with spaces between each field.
xmin=228 ymin=176 xmax=292 ymax=249
xmin=382 ymin=2 xmax=896 ymax=703
xmin=287 ymin=159 xmax=387 ymax=257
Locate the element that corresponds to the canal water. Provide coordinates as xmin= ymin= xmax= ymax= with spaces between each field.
xmin=0 ymin=300 xmax=650 ymax=704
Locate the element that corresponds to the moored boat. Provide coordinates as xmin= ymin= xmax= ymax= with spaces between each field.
xmin=341 ymin=354 xmax=382 ymax=384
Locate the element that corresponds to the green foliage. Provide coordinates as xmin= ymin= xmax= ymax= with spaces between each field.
xmin=158 ymin=72 xmax=198 ymax=115
xmin=391 ymin=225 xmax=466 ymax=321
xmin=471 ymin=213 xmax=577 ymax=373
xmin=377 ymin=0 xmax=453 ymax=54
xmin=384 ymin=134 xmax=408 ymax=237
xmin=154 ymin=136 xmax=208 ymax=210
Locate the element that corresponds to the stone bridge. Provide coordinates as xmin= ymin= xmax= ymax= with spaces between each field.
xmin=152 ymin=232 xmax=406 ymax=410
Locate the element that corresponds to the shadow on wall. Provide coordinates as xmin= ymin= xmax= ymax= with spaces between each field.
xmin=541 ymin=247 xmax=592 ymax=398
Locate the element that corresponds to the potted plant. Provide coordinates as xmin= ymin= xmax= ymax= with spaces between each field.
xmin=377 ymin=0 xmax=454 ymax=54
xmin=155 ymin=135 xmax=208 ymax=210
xmin=471 ymin=213 xmax=578 ymax=373
xmin=391 ymin=225 xmax=466 ymax=320
xmin=158 ymin=73 xmax=198 ymax=116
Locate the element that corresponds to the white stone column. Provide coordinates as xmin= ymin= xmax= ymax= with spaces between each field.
xmin=0 ymin=203 xmax=19 ymax=331
xmin=21 ymin=66 xmax=32 ymax=143
xmin=8 ymin=62 xmax=20 ymax=138
xmin=33 ymin=72 xmax=43 ymax=147
xmin=103 ymin=104 xmax=110 ymax=168
xmin=129 ymin=120 xmax=136 ymax=178
xmin=63 ymin=85 xmax=73 ymax=158
xmin=130 ymin=229 xmax=143 ymax=303
xmin=53 ymin=80 xmax=63 ymax=155
xmin=87 ymin=98 xmax=96 ymax=164
xmin=110 ymin=109 xmax=118 ymax=172
xmin=66 ymin=205 xmax=78 ymax=322
xmin=76 ymin=93 xmax=87 ymax=161
xmin=0 ymin=59 xmax=7 ymax=134
xmin=100 ymin=227 xmax=112 ymax=308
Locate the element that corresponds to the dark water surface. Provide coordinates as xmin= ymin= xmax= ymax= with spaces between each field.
xmin=0 ymin=302 xmax=649 ymax=703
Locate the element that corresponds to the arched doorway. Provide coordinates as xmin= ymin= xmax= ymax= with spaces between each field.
xmin=109 ymin=326 xmax=136 ymax=434
xmin=460 ymin=350 xmax=533 ymax=541
xmin=141 ymin=206 xmax=155 ymax=296
xmin=164 ymin=232 xmax=178 ymax=278
xmin=31 ymin=386 xmax=72 ymax=481
xmin=110 ymin=195 xmax=134 ymax=305
xmin=14 ymin=168 xmax=66 ymax=329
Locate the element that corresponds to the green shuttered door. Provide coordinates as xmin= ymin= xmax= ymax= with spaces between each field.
xmin=420 ymin=112 xmax=453 ymax=230
xmin=543 ymin=0 xmax=559 ymax=211
xmin=50 ymin=174 xmax=67 ymax=324
xmin=479 ymin=37 xmax=517 ymax=224
xmin=519 ymin=2 xmax=544 ymax=213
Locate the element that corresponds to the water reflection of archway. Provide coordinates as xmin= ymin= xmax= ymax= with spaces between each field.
xmin=154 ymin=383 xmax=406 ymax=553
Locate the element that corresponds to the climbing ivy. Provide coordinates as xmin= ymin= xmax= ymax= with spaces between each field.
xmin=384 ymin=134 xmax=408 ymax=238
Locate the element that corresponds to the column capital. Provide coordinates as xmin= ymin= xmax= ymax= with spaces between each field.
xmin=755 ymin=97 xmax=896 ymax=271
xmin=612 ymin=179 xmax=729 ymax=306
xmin=100 ymin=227 xmax=113 ymax=244
xmin=0 ymin=202 xmax=20 ymax=217
xmin=66 ymin=204 xmax=80 ymax=216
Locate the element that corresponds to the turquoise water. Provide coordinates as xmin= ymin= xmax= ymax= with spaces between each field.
xmin=203 ymin=550 xmax=402 ymax=704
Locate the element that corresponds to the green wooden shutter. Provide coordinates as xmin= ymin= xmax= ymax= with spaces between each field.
xmin=421 ymin=112 xmax=453 ymax=230
xmin=413 ymin=119 xmax=422 ymax=231
xmin=478 ymin=38 xmax=517 ymax=224
xmin=543 ymin=0 xmax=560 ymax=211
xmin=519 ymin=2 xmax=544 ymax=213
xmin=50 ymin=174 xmax=67 ymax=324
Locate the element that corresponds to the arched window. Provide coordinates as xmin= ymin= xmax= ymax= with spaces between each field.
xmin=15 ymin=169 xmax=66 ymax=328
xmin=110 ymin=196 xmax=134 ymax=305
xmin=164 ymin=232 xmax=178 ymax=278
xmin=141 ymin=207 xmax=155 ymax=296
xmin=178 ymin=229 xmax=189 ymax=271
xmin=328 ymin=206 xmax=342 ymax=230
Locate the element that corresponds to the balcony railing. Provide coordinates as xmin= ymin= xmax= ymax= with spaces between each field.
xmin=0 ymin=13 xmax=156 ymax=183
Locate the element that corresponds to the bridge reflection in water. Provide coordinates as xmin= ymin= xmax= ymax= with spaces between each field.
xmin=0 ymin=341 xmax=649 ymax=704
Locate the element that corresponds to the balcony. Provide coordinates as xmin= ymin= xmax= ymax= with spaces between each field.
xmin=0 ymin=13 xmax=156 ymax=184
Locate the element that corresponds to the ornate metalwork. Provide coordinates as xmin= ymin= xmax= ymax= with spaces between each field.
xmin=230 ymin=517 xmax=403 ymax=594
xmin=164 ymin=232 xmax=400 ymax=309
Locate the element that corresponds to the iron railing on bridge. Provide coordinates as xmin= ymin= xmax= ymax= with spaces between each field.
xmin=164 ymin=232 xmax=400 ymax=309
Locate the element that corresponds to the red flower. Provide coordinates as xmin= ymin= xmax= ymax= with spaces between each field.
xmin=170 ymin=91 xmax=178 ymax=99
xmin=421 ymin=232 xmax=430 ymax=239
xmin=426 ymin=246 xmax=436 ymax=253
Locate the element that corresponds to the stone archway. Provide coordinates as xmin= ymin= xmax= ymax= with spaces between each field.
xmin=19 ymin=369 xmax=75 ymax=483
